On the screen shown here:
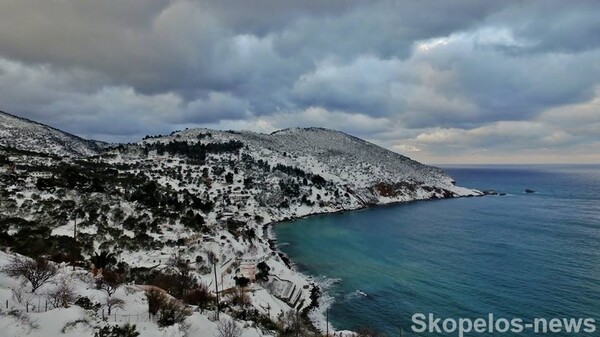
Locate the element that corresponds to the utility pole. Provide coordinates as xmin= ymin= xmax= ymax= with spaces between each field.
xmin=72 ymin=216 xmax=77 ymax=271
xmin=326 ymin=309 xmax=329 ymax=336
xmin=213 ymin=261 xmax=219 ymax=320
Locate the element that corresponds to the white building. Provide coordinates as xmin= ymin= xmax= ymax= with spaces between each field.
xmin=229 ymin=192 xmax=250 ymax=203
xmin=30 ymin=171 xmax=53 ymax=179
xmin=237 ymin=254 xmax=267 ymax=281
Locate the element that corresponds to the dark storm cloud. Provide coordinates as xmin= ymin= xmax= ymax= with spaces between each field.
xmin=0 ymin=1 xmax=510 ymax=96
xmin=0 ymin=0 xmax=598 ymax=162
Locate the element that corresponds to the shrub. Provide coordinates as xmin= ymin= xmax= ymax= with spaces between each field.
xmin=74 ymin=296 xmax=101 ymax=311
xmin=356 ymin=327 xmax=387 ymax=337
xmin=47 ymin=276 xmax=76 ymax=308
xmin=157 ymin=299 xmax=191 ymax=327
xmin=256 ymin=262 xmax=270 ymax=282
xmin=61 ymin=319 xmax=91 ymax=334
xmin=145 ymin=289 xmax=166 ymax=316
xmin=228 ymin=288 xmax=251 ymax=309
xmin=183 ymin=283 xmax=213 ymax=310
xmin=234 ymin=276 xmax=250 ymax=288
xmin=217 ymin=319 xmax=242 ymax=337
xmin=94 ymin=323 xmax=140 ymax=337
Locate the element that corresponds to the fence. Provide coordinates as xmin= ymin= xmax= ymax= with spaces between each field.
xmin=103 ymin=310 xmax=154 ymax=323
xmin=1 ymin=296 xmax=52 ymax=314
xmin=2 ymin=296 xmax=153 ymax=324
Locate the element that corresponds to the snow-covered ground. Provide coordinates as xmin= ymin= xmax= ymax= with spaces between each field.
xmin=0 ymin=251 xmax=273 ymax=337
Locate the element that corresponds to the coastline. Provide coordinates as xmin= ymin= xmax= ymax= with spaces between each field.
xmin=262 ymin=191 xmax=483 ymax=333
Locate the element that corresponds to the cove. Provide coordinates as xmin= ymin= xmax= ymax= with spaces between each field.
xmin=274 ymin=165 xmax=600 ymax=335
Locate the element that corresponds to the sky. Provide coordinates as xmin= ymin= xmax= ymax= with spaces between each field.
xmin=0 ymin=0 xmax=599 ymax=164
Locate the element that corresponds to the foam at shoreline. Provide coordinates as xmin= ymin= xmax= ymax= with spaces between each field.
xmin=307 ymin=276 xmax=341 ymax=332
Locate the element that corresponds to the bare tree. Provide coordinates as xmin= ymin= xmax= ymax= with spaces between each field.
xmin=97 ymin=269 xmax=125 ymax=297
xmin=105 ymin=297 xmax=125 ymax=315
xmin=216 ymin=319 xmax=242 ymax=337
xmin=47 ymin=276 xmax=76 ymax=308
xmin=3 ymin=256 xmax=58 ymax=293
xmin=227 ymin=287 xmax=250 ymax=310
xmin=281 ymin=310 xmax=306 ymax=337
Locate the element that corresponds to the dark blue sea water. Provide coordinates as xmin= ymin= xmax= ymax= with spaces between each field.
xmin=274 ymin=165 xmax=600 ymax=336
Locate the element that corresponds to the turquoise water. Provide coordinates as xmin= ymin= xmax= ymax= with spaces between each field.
xmin=274 ymin=165 xmax=600 ymax=336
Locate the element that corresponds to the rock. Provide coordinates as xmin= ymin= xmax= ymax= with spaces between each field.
xmin=525 ymin=189 xmax=536 ymax=193
xmin=483 ymin=189 xmax=499 ymax=195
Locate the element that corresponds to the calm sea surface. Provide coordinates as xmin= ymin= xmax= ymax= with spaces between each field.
xmin=274 ymin=165 xmax=600 ymax=336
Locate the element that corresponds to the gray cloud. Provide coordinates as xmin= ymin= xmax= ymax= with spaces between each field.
xmin=488 ymin=0 xmax=600 ymax=54
xmin=0 ymin=0 xmax=598 ymax=163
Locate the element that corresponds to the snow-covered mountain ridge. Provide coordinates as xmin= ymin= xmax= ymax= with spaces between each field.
xmin=0 ymin=111 xmax=105 ymax=157
xmin=0 ymin=112 xmax=480 ymax=336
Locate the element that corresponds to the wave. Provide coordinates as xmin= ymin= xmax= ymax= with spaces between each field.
xmin=343 ymin=289 xmax=368 ymax=302
xmin=307 ymin=275 xmax=341 ymax=332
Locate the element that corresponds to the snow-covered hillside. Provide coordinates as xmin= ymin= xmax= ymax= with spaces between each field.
xmin=145 ymin=127 xmax=476 ymax=203
xmin=0 ymin=251 xmax=270 ymax=337
xmin=0 ymin=115 xmax=480 ymax=336
xmin=0 ymin=111 xmax=104 ymax=157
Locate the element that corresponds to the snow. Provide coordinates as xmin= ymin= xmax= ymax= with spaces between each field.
xmin=0 ymin=116 xmax=483 ymax=336
xmin=0 ymin=111 xmax=103 ymax=157
xmin=0 ymin=252 xmax=272 ymax=337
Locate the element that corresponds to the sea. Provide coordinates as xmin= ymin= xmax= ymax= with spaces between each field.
xmin=274 ymin=165 xmax=600 ymax=336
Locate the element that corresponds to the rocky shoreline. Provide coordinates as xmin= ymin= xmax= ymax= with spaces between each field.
xmin=264 ymin=221 xmax=323 ymax=333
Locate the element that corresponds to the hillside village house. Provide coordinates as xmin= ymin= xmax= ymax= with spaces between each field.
xmin=30 ymin=171 xmax=53 ymax=179
xmin=229 ymin=192 xmax=251 ymax=203
xmin=237 ymin=253 xmax=267 ymax=281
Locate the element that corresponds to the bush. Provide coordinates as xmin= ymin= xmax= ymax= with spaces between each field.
xmin=145 ymin=289 xmax=166 ymax=316
xmin=234 ymin=276 xmax=250 ymax=288
xmin=217 ymin=319 xmax=242 ymax=337
xmin=356 ymin=327 xmax=387 ymax=337
xmin=157 ymin=299 xmax=191 ymax=327
xmin=47 ymin=276 xmax=76 ymax=308
xmin=148 ymin=263 xmax=197 ymax=299
xmin=74 ymin=296 xmax=101 ymax=311
xmin=61 ymin=319 xmax=91 ymax=334
xmin=256 ymin=262 xmax=270 ymax=282
xmin=183 ymin=283 xmax=213 ymax=310
xmin=94 ymin=323 xmax=140 ymax=337
xmin=228 ymin=288 xmax=251 ymax=309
